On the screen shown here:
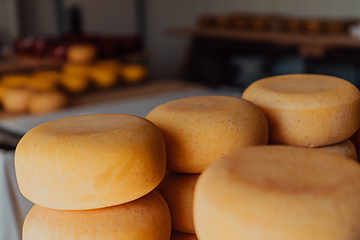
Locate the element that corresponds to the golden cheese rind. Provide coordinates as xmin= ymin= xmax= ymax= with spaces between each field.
xmin=23 ymin=190 xmax=171 ymax=240
xmin=317 ymin=139 xmax=357 ymax=161
xmin=15 ymin=114 xmax=166 ymax=210
xmin=146 ymin=96 xmax=268 ymax=173
xmin=194 ymin=146 xmax=360 ymax=240
xmin=242 ymin=74 xmax=360 ymax=147
xmin=157 ymin=171 xmax=199 ymax=234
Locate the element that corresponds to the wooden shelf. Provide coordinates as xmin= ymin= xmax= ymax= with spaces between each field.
xmin=168 ymin=27 xmax=360 ymax=58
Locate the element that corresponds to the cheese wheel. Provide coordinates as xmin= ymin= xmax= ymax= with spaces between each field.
xmin=242 ymin=74 xmax=360 ymax=147
xmin=171 ymin=231 xmax=198 ymax=240
xmin=316 ymin=139 xmax=357 ymax=161
xmin=2 ymin=88 xmax=33 ymax=114
xmin=157 ymin=171 xmax=199 ymax=233
xmin=23 ymin=190 xmax=171 ymax=240
xmin=28 ymin=91 xmax=67 ymax=114
xmin=15 ymin=114 xmax=166 ymax=210
xmin=194 ymin=146 xmax=360 ymax=240
xmin=146 ymin=96 xmax=268 ymax=173
xmin=67 ymin=44 xmax=97 ymax=64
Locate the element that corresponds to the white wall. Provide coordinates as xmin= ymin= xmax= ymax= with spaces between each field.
xmin=146 ymin=0 xmax=360 ymax=79
xmin=63 ymin=0 xmax=136 ymax=34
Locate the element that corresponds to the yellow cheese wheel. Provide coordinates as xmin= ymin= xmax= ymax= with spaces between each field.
xmin=316 ymin=139 xmax=357 ymax=161
xmin=194 ymin=145 xmax=360 ymax=240
xmin=146 ymin=96 xmax=268 ymax=173
xmin=67 ymin=44 xmax=97 ymax=64
xmin=2 ymin=88 xmax=33 ymax=114
xmin=157 ymin=171 xmax=199 ymax=233
xmin=28 ymin=91 xmax=68 ymax=114
xmin=15 ymin=114 xmax=166 ymax=210
xmin=171 ymin=231 xmax=198 ymax=240
xmin=23 ymin=190 xmax=171 ymax=240
xmin=242 ymin=74 xmax=360 ymax=147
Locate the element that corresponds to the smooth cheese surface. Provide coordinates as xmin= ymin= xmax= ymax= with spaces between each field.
xmin=242 ymin=74 xmax=360 ymax=147
xmin=146 ymin=96 xmax=268 ymax=173
xmin=194 ymin=145 xmax=360 ymax=240
xmin=157 ymin=171 xmax=199 ymax=234
xmin=317 ymin=139 xmax=357 ymax=161
xmin=23 ymin=190 xmax=171 ymax=240
xmin=15 ymin=113 xmax=166 ymax=210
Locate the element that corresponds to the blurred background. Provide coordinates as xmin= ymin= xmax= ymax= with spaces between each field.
xmin=1 ymin=0 xmax=360 ymax=87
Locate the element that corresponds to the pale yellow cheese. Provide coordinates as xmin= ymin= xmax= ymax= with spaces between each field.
xmin=157 ymin=171 xmax=199 ymax=234
xmin=146 ymin=96 xmax=268 ymax=173
xmin=242 ymin=74 xmax=360 ymax=147
xmin=194 ymin=145 xmax=360 ymax=240
xmin=15 ymin=114 xmax=166 ymax=210
xmin=23 ymin=190 xmax=171 ymax=240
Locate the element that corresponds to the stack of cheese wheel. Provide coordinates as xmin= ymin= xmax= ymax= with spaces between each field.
xmin=242 ymin=74 xmax=360 ymax=160
xmin=194 ymin=145 xmax=360 ymax=240
xmin=15 ymin=114 xmax=171 ymax=240
xmin=146 ymin=96 xmax=269 ymax=239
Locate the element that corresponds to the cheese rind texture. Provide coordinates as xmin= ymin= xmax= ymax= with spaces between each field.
xmin=242 ymin=74 xmax=360 ymax=147
xmin=317 ymin=139 xmax=357 ymax=160
xmin=146 ymin=96 xmax=268 ymax=173
xmin=194 ymin=146 xmax=360 ymax=240
xmin=15 ymin=113 xmax=166 ymax=210
xmin=23 ymin=190 xmax=171 ymax=240
xmin=157 ymin=171 xmax=199 ymax=233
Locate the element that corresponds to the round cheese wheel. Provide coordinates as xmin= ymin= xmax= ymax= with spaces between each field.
xmin=194 ymin=145 xmax=360 ymax=240
xmin=2 ymin=88 xmax=33 ymax=114
xmin=28 ymin=91 xmax=67 ymax=114
xmin=146 ymin=96 xmax=268 ymax=173
xmin=67 ymin=44 xmax=97 ymax=64
xmin=242 ymin=74 xmax=360 ymax=147
xmin=171 ymin=231 xmax=198 ymax=240
xmin=316 ymin=139 xmax=357 ymax=161
xmin=157 ymin=171 xmax=199 ymax=234
xmin=15 ymin=114 xmax=166 ymax=210
xmin=23 ymin=190 xmax=171 ymax=240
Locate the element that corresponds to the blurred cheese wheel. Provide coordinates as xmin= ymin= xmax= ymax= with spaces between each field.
xmin=171 ymin=231 xmax=198 ymax=240
xmin=63 ymin=64 xmax=89 ymax=77
xmin=15 ymin=114 xmax=166 ymax=210
xmin=28 ymin=91 xmax=67 ymax=114
xmin=27 ymin=77 xmax=58 ymax=91
xmin=60 ymin=74 xmax=89 ymax=93
xmin=242 ymin=74 xmax=360 ymax=147
xmin=2 ymin=88 xmax=33 ymax=114
xmin=89 ymin=66 xmax=118 ymax=88
xmin=33 ymin=70 xmax=62 ymax=82
xmin=146 ymin=96 xmax=268 ymax=173
xmin=0 ymin=74 xmax=29 ymax=88
xmin=23 ymin=190 xmax=171 ymax=240
xmin=316 ymin=139 xmax=357 ymax=161
xmin=157 ymin=172 xmax=199 ymax=233
xmin=67 ymin=44 xmax=97 ymax=64
xmin=194 ymin=146 xmax=360 ymax=240
xmin=121 ymin=64 xmax=147 ymax=83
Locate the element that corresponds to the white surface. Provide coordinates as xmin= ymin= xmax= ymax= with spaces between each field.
xmin=0 ymin=86 xmax=242 ymax=136
xmin=0 ymin=149 xmax=33 ymax=240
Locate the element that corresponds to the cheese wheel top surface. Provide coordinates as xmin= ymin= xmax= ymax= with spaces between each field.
xmin=23 ymin=190 xmax=171 ymax=240
xmin=146 ymin=95 xmax=268 ymax=173
xmin=194 ymin=145 xmax=360 ymax=240
xmin=243 ymin=74 xmax=360 ymax=110
xmin=15 ymin=113 xmax=166 ymax=210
